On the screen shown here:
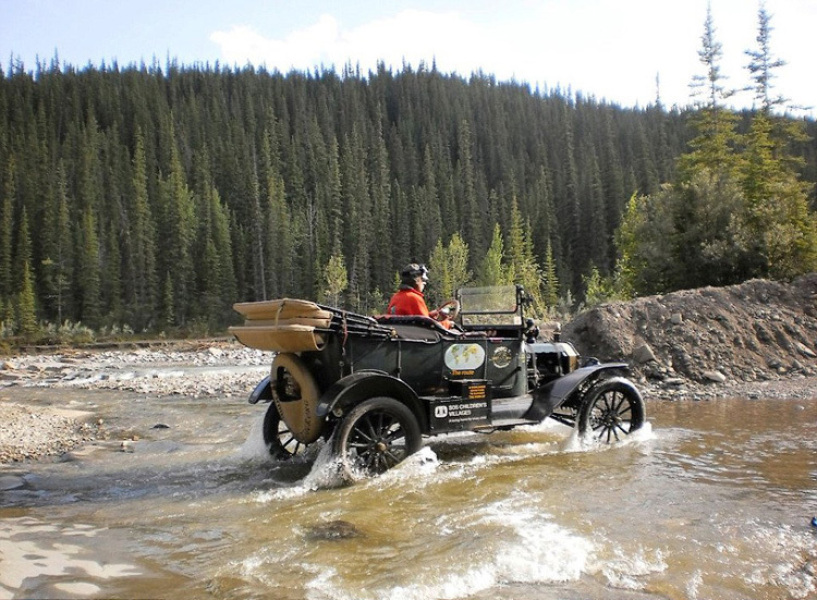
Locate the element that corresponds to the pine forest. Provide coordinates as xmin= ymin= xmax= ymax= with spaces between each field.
xmin=1 ymin=46 xmax=816 ymax=341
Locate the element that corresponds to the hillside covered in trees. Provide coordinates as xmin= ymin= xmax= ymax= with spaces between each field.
xmin=1 ymin=52 xmax=815 ymax=340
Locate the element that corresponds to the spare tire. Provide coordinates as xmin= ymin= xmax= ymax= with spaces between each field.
xmin=271 ymin=353 xmax=322 ymax=444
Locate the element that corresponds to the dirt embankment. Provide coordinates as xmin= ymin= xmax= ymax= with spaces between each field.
xmin=562 ymin=273 xmax=817 ymax=394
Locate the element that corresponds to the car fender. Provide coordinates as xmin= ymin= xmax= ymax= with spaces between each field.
xmin=316 ymin=371 xmax=427 ymax=431
xmin=525 ymin=363 xmax=629 ymax=421
xmin=248 ymin=375 xmax=272 ymax=404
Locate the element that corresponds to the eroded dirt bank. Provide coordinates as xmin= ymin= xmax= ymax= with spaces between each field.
xmin=563 ymin=274 xmax=817 ymax=395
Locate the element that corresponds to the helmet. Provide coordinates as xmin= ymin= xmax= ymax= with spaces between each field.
xmin=400 ymin=263 xmax=429 ymax=283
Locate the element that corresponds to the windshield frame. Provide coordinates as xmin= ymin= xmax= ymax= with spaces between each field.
xmin=457 ymin=285 xmax=526 ymax=327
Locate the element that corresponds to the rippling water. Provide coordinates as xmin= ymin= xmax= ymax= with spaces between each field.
xmin=1 ymin=387 xmax=816 ymax=599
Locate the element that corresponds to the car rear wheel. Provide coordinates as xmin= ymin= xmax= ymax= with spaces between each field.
xmin=263 ymin=402 xmax=310 ymax=459
xmin=578 ymin=378 xmax=645 ymax=442
xmin=332 ymin=397 xmax=422 ymax=480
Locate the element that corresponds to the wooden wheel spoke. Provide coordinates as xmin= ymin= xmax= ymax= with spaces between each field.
xmin=335 ymin=398 xmax=422 ymax=479
xmin=352 ymin=424 xmax=377 ymax=444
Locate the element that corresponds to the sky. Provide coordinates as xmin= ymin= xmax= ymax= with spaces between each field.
xmin=2 ymin=0 xmax=815 ymax=116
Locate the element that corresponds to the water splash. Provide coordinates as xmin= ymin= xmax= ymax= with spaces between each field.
xmin=561 ymin=420 xmax=654 ymax=453
xmin=237 ymin=412 xmax=270 ymax=460
xmin=299 ymin=495 xmax=595 ymax=600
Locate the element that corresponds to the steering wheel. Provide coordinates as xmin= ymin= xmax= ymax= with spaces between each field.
xmin=435 ymin=300 xmax=460 ymax=321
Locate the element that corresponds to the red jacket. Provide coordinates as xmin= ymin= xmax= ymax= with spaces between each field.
xmin=386 ymin=287 xmax=430 ymax=317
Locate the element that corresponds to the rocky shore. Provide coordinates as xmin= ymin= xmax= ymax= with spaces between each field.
xmin=0 ymin=341 xmax=272 ymax=464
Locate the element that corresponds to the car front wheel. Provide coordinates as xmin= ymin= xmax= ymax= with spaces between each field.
xmin=332 ymin=397 xmax=422 ymax=480
xmin=578 ymin=378 xmax=645 ymax=443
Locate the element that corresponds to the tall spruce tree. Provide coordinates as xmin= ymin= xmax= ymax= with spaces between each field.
xmin=428 ymin=232 xmax=471 ymax=306
xmin=505 ymin=197 xmax=544 ymax=314
xmin=478 ymin=224 xmax=507 ymax=287
xmin=76 ymin=209 xmax=101 ymax=327
xmin=128 ymin=129 xmax=157 ymax=330
xmin=740 ymin=4 xmax=817 ymax=278
xmin=680 ymin=4 xmax=741 ymax=179
xmin=0 ymin=156 xmax=16 ymax=305
xmin=159 ymin=129 xmax=196 ymax=326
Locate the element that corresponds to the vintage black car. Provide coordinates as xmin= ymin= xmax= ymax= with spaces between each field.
xmin=230 ymin=285 xmax=645 ymax=480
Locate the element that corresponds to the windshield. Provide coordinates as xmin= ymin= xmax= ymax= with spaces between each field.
xmin=458 ymin=285 xmax=521 ymax=326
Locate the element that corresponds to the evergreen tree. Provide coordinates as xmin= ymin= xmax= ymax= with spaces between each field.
xmin=159 ymin=130 xmax=196 ymax=326
xmin=740 ymin=5 xmax=817 ymax=278
xmin=40 ymin=163 xmax=73 ymax=324
xmin=428 ymin=232 xmax=471 ymax=306
xmin=745 ymin=3 xmax=786 ymax=114
xmin=680 ymin=4 xmax=741 ymax=179
xmin=543 ymin=239 xmax=559 ymax=311
xmin=478 ymin=224 xmax=507 ymax=287
xmin=582 ymin=265 xmax=611 ymax=308
xmin=0 ymin=156 xmax=14 ymax=305
xmin=76 ymin=209 xmax=101 ymax=327
xmin=128 ymin=129 xmax=157 ymax=330
xmin=505 ymin=197 xmax=544 ymax=314
xmin=342 ymin=125 xmax=373 ymax=312
xmin=16 ymin=261 xmax=37 ymax=337
xmin=322 ymin=251 xmax=348 ymax=307
xmin=456 ymin=119 xmax=483 ymax=261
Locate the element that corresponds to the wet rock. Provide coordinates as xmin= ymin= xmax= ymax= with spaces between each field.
xmin=0 ymin=474 xmax=26 ymax=490
xmin=305 ymin=520 xmax=364 ymax=541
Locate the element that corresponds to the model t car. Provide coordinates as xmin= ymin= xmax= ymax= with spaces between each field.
xmin=229 ymin=285 xmax=645 ymax=480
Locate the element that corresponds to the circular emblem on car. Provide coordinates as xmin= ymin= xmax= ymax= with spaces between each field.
xmin=491 ymin=346 xmax=513 ymax=369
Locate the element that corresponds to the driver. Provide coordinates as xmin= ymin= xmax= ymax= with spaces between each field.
xmin=387 ymin=263 xmax=432 ymax=317
xmin=386 ymin=263 xmax=456 ymax=329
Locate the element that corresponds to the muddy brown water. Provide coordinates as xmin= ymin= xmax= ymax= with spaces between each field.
xmin=1 ymin=384 xmax=816 ymax=600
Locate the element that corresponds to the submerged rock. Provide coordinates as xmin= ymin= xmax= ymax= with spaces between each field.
xmin=305 ymin=520 xmax=364 ymax=541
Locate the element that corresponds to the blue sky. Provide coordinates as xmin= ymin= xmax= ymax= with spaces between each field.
xmin=2 ymin=0 xmax=815 ymax=116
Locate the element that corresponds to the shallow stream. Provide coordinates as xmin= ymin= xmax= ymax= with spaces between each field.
xmin=1 ymin=385 xmax=816 ymax=599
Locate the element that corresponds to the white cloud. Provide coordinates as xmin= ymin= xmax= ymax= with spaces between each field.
xmin=209 ymin=6 xmax=696 ymax=106
xmin=209 ymin=2 xmax=815 ymax=115
xmin=210 ymin=10 xmax=485 ymax=73
xmin=210 ymin=14 xmax=341 ymax=69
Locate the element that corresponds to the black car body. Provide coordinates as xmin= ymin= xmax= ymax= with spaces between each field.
xmin=231 ymin=285 xmax=645 ymax=480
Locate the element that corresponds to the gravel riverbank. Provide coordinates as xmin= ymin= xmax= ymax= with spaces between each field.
xmin=0 ymin=340 xmax=272 ymax=464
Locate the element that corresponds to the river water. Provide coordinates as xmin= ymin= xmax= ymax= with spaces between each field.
xmin=1 ymin=385 xmax=816 ymax=599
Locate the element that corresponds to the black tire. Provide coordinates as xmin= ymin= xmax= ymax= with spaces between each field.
xmin=262 ymin=401 xmax=309 ymax=459
xmin=332 ymin=397 xmax=423 ymax=480
xmin=578 ymin=377 xmax=645 ymax=443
